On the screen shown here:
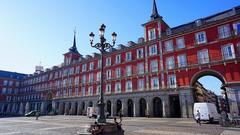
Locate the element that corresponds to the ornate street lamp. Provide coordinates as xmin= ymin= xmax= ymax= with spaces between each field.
xmin=89 ymin=24 xmax=117 ymax=123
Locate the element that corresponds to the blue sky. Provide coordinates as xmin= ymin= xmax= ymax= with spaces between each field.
xmin=0 ymin=0 xmax=239 ymax=95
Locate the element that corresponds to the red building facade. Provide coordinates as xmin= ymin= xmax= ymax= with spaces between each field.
xmin=0 ymin=0 xmax=240 ymax=117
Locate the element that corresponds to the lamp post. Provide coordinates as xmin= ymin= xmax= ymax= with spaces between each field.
xmin=89 ymin=24 xmax=117 ymax=123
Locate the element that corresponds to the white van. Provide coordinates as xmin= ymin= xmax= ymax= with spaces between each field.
xmin=87 ymin=107 xmax=98 ymax=118
xmin=193 ymin=102 xmax=220 ymax=123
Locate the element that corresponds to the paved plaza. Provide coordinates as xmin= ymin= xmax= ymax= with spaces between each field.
xmin=0 ymin=116 xmax=239 ymax=135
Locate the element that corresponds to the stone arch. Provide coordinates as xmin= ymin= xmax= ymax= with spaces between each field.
xmin=106 ymin=100 xmax=112 ymax=116
xmin=127 ymin=99 xmax=134 ymax=117
xmin=88 ymin=101 xmax=93 ymax=107
xmin=139 ymin=98 xmax=147 ymax=117
xmin=152 ymin=97 xmax=163 ymax=117
xmin=190 ymin=69 xmax=226 ymax=86
xmin=81 ymin=102 xmax=85 ymax=115
xmin=116 ymin=99 xmax=122 ymax=116
xmin=74 ymin=102 xmax=78 ymax=115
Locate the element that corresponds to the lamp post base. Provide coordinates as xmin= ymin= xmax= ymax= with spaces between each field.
xmin=77 ymin=122 xmax=124 ymax=135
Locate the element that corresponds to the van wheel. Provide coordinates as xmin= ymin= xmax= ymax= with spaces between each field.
xmin=209 ymin=118 xmax=214 ymax=124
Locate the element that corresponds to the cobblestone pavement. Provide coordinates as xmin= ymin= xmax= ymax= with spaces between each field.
xmin=0 ymin=116 xmax=239 ymax=135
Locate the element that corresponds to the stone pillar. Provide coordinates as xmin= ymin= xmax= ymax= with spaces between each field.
xmin=34 ymin=103 xmax=38 ymax=110
xmin=122 ymin=99 xmax=127 ymax=117
xmin=109 ymin=99 xmax=114 ymax=117
xmin=59 ymin=102 xmax=63 ymax=115
xmin=25 ymin=102 xmax=30 ymax=113
xmin=6 ymin=104 xmax=11 ymax=114
xmin=11 ymin=103 xmax=16 ymax=114
xmin=40 ymin=102 xmax=47 ymax=115
xmin=77 ymin=102 xmax=81 ymax=115
xmin=179 ymin=89 xmax=193 ymax=118
xmin=161 ymin=95 xmax=169 ymax=117
xmin=65 ymin=102 xmax=69 ymax=115
xmin=146 ymin=97 xmax=153 ymax=117
xmin=133 ymin=98 xmax=139 ymax=117
xmin=19 ymin=103 xmax=25 ymax=115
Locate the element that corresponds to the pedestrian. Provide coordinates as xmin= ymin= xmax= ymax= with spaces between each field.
xmin=195 ymin=110 xmax=201 ymax=125
xmin=119 ymin=111 xmax=123 ymax=123
xmin=35 ymin=111 xmax=40 ymax=120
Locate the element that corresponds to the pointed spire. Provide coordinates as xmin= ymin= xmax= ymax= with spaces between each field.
xmin=151 ymin=0 xmax=161 ymax=20
xmin=69 ymin=29 xmax=79 ymax=54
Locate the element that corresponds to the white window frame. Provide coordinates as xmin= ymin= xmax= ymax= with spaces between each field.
xmin=82 ymin=87 xmax=86 ymax=96
xmin=96 ymin=72 xmax=101 ymax=82
xmin=198 ymin=49 xmax=209 ymax=64
xmin=126 ymin=52 xmax=132 ymax=61
xmin=88 ymin=86 xmax=93 ymax=96
xmin=137 ymin=63 xmax=144 ymax=75
xmin=151 ymin=77 xmax=159 ymax=90
xmin=105 ymin=84 xmax=111 ymax=94
xmin=89 ymin=73 xmax=94 ymax=83
xmin=89 ymin=62 xmax=94 ymax=70
xmin=176 ymin=37 xmax=185 ymax=49
xmin=138 ymin=79 xmax=144 ymax=91
xmin=166 ymin=56 xmax=175 ymax=70
xmin=164 ymin=40 xmax=174 ymax=52
xmin=168 ymin=74 xmax=177 ymax=88
xmin=115 ymin=68 xmax=121 ymax=78
xmin=177 ymin=54 xmax=187 ymax=68
xmin=106 ymin=70 xmax=111 ymax=80
xmin=218 ymin=24 xmax=231 ymax=39
xmin=97 ymin=60 xmax=102 ymax=68
xmin=233 ymin=22 xmax=240 ymax=35
xmin=126 ymin=65 xmax=132 ymax=76
xmin=106 ymin=57 xmax=111 ymax=66
xmin=149 ymin=44 xmax=157 ymax=56
xmin=195 ymin=31 xmax=207 ymax=44
xmin=115 ymin=82 xmax=121 ymax=93
xmin=115 ymin=54 xmax=121 ymax=64
xmin=221 ymin=44 xmax=235 ymax=60
xmin=137 ymin=48 xmax=144 ymax=59
xmin=148 ymin=28 xmax=156 ymax=40
xmin=150 ymin=60 xmax=158 ymax=72
xmin=82 ymin=64 xmax=87 ymax=72
xmin=125 ymin=80 xmax=132 ymax=92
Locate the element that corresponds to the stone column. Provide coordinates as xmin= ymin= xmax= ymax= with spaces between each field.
xmin=6 ymin=104 xmax=11 ymax=114
xmin=11 ymin=103 xmax=16 ymax=114
xmin=146 ymin=97 xmax=153 ymax=117
xmin=19 ymin=102 xmax=25 ymax=115
xmin=179 ymin=89 xmax=193 ymax=118
xmin=161 ymin=95 xmax=169 ymax=117
xmin=40 ymin=102 xmax=47 ymax=115
xmin=122 ymin=99 xmax=127 ymax=117
xmin=25 ymin=102 xmax=30 ymax=113
xmin=64 ymin=102 xmax=69 ymax=115
xmin=111 ymin=99 xmax=116 ymax=116
xmin=77 ymin=102 xmax=81 ymax=115
xmin=133 ymin=98 xmax=139 ymax=117
xmin=59 ymin=102 xmax=63 ymax=115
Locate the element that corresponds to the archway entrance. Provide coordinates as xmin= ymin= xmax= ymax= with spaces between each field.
xmin=81 ymin=102 xmax=85 ymax=115
xmin=191 ymin=70 xmax=227 ymax=113
xmin=169 ymin=95 xmax=181 ymax=118
xmin=153 ymin=97 xmax=162 ymax=117
xmin=74 ymin=102 xmax=78 ymax=115
xmin=139 ymin=98 xmax=146 ymax=117
xmin=46 ymin=103 xmax=52 ymax=114
xmin=127 ymin=99 xmax=134 ymax=117
xmin=116 ymin=100 xmax=122 ymax=116
xmin=106 ymin=100 xmax=111 ymax=116
xmin=62 ymin=103 xmax=65 ymax=115
xmin=88 ymin=101 xmax=93 ymax=107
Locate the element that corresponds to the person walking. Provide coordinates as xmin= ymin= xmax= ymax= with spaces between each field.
xmin=195 ymin=110 xmax=201 ymax=125
xmin=35 ymin=111 xmax=40 ymax=120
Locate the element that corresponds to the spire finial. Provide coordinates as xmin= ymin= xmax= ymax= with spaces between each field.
xmin=68 ymin=28 xmax=79 ymax=54
xmin=151 ymin=0 xmax=161 ymax=20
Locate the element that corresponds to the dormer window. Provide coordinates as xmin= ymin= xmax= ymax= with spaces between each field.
xmin=148 ymin=28 xmax=156 ymax=40
xmin=166 ymin=28 xmax=172 ymax=36
xmin=195 ymin=19 xmax=202 ymax=27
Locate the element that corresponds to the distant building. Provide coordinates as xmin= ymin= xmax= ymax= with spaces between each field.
xmin=0 ymin=70 xmax=27 ymax=115
xmin=0 ymin=0 xmax=240 ymax=117
xmin=193 ymin=81 xmax=217 ymax=103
